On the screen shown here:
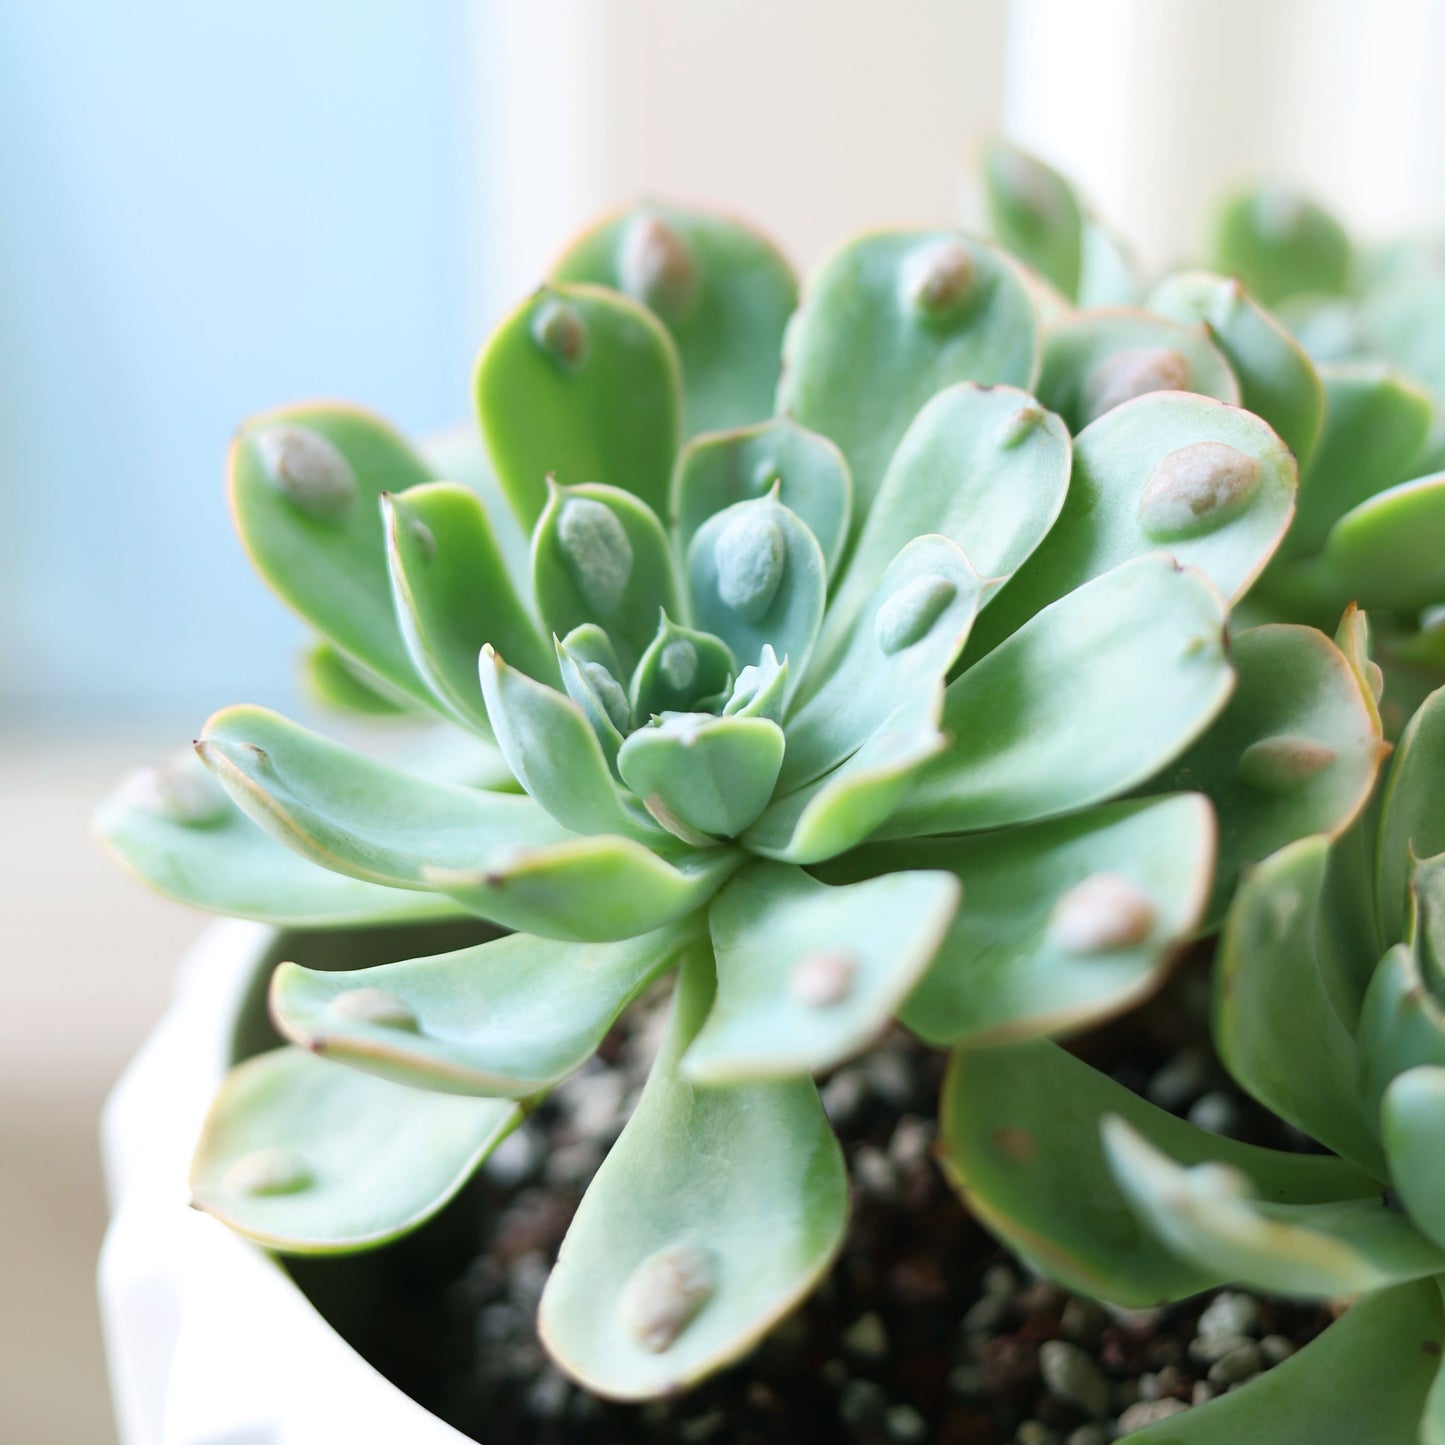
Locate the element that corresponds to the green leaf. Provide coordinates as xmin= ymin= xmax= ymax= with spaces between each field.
xmin=1103 ymin=1115 xmax=1445 ymax=1297
xmin=686 ymin=491 xmax=826 ymax=697
xmin=479 ymin=646 xmax=657 ymax=842
xmin=680 ymin=863 xmax=959 ymax=1083
xmin=783 ymin=535 xmax=983 ymax=790
xmin=1077 ymin=220 xmax=1142 ymax=308
xmin=1357 ymin=943 xmax=1445 ymax=1127
xmin=819 ymin=382 xmax=1070 ymax=659
xmin=1117 ymin=1282 xmax=1445 ymax=1444
xmin=1383 ymin=1067 xmax=1445 ymax=1253
xmin=298 ymin=639 xmax=417 ymax=718
xmin=1037 ymin=309 xmax=1240 ymax=432
xmin=192 ymin=704 xmax=683 ymax=940
xmin=190 ymin=1046 xmax=518 ymax=1253
xmin=970 ymin=391 xmax=1296 ymax=655
xmin=1379 ymin=688 xmax=1445 ymax=940
xmin=1281 ymin=363 xmax=1433 ymax=558
xmin=938 ymin=1039 xmax=1374 ymax=1306
xmin=778 ymin=230 xmax=1040 ymax=523
xmin=745 ymin=689 xmax=948 ymax=864
xmin=419 ymin=422 xmax=535 ymax=604
xmin=384 ymin=482 xmax=557 ymax=733
xmin=671 ymin=417 xmax=852 ymax=575
xmin=1151 ymin=270 xmax=1324 ymax=466
xmin=96 ymin=755 xmax=464 ymax=927
xmin=887 ymin=556 xmax=1234 ymax=836
xmin=1211 ymin=185 xmax=1353 ymax=308
xmin=555 ymin=624 xmax=631 ymax=766
xmin=832 ymin=794 xmax=1214 ymax=1048
xmin=1214 ymin=837 xmax=1386 ymax=1177
xmin=1321 ymin=470 xmax=1445 ymax=613
xmin=270 ymin=921 xmax=698 ymax=1096
xmin=1148 ymin=623 xmax=1385 ymax=921
xmin=425 ymin=836 xmax=743 ymax=943
xmin=230 ymin=403 xmax=435 ymax=705
xmin=474 ymin=283 xmax=682 ymax=527
xmin=537 ymin=950 xmax=847 ymax=1399
xmin=628 ymin=614 xmax=736 ymax=720
xmin=532 ymin=481 xmax=682 ymax=676
xmin=981 ymin=139 xmax=1084 ymax=299
xmin=723 ymin=644 xmax=788 ymax=723
xmin=551 ymin=205 xmax=797 ymax=438
xmin=618 ymin=713 xmax=784 ymax=840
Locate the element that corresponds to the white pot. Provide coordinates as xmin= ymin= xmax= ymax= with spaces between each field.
xmin=99 ymin=920 xmax=470 ymax=1445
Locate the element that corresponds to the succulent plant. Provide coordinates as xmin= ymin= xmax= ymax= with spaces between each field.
xmin=944 ymin=681 xmax=1445 ymax=1441
xmin=981 ymin=146 xmax=1445 ymax=735
xmin=101 ymin=192 xmax=1388 ymax=1402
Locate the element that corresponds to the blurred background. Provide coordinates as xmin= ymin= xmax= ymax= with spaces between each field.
xmin=4 ymin=0 xmax=1444 ymax=1439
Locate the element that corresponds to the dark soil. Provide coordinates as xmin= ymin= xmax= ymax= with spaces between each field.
xmin=288 ymin=957 xmax=1335 ymax=1444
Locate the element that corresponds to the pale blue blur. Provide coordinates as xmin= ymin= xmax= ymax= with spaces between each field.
xmin=0 ymin=2 xmax=491 ymax=724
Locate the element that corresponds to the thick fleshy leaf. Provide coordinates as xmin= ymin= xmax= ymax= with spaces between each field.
xmin=820 ymin=383 xmax=1070 ymax=659
xmin=1377 ymin=686 xmax=1445 ymax=942
xmin=783 ymin=535 xmax=983 ymax=790
xmin=229 ymin=404 xmax=435 ymax=704
xmin=1151 ymin=270 xmax=1324 ymax=466
xmin=1211 ymin=185 xmax=1352 ymax=308
xmin=1383 ymin=1067 xmax=1445 ymax=1254
xmin=1357 ymin=943 xmax=1445 ymax=1127
xmin=190 ymin=1047 xmax=518 ymax=1253
xmin=1118 ymin=1282 xmax=1445 ymax=1445
xmin=97 ymin=755 xmax=463 ymax=926
xmin=1321 ymin=470 xmax=1445 ymax=613
xmin=686 ymin=492 xmax=826 ymax=697
xmin=195 ymin=705 xmax=571 ymax=892
xmin=981 ymin=139 xmax=1083 ymax=299
xmin=298 ymin=640 xmax=416 ymax=717
xmin=778 ymin=230 xmax=1040 ymax=522
xmin=887 ymin=556 xmax=1233 ymax=837
xmin=832 ymin=794 xmax=1214 ymax=1047
xmin=1037 ymin=309 xmax=1239 ymax=432
xmin=938 ymin=1040 xmax=1374 ymax=1305
xmin=971 ymin=392 xmax=1296 ymax=655
xmin=1282 ymin=363 xmax=1433 ymax=558
xmin=723 ymin=645 xmax=788 ymax=723
xmin=270 ymin=921 xmax=698 ymax=1096
xmin=384 ymin=482 xmax=556 ymax=733
xmin=478 ymin=646 xmax=657 ymax=842
xmin=618 ymin=713 xmax=784 ymax=840
xmin=419 ymin=422 xmax=534 ymax=600
xmin=680 ymin=863 xmax=959 ymax=1083
xmin=1077 ymin=220 xmax=1142 ymax=308
xmin=551 ymin=205 xmax=797 ymax=438
xmin=537 ymin=951 xmax=847 ymax=1400
xmin=1214 ymin=836 xmax=1385 ymax=1176
xmin=671 ymin=418 xmax=852 ymax=574
xmin=1103 ymin=1117 xmax=1445 ymax=1297
xmin=628 ymin=615 xmax=736 ymax=720
xmin=425 ymin=837 xmax=743 ymax=943
xmin=1147 ymin=623 xmax=1385 ymax=921
xmin=555 ymin=624 xmax=631 ymax=767
xmin=474 ymin=283 xmax=681 ymax=526
xmin=745 ymin=690 xmax=948 ymax=864
xmin=532 ymin=482 xmax=681 ymax=676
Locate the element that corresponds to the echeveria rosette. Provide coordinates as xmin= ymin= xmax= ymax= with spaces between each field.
xmin=98 ymin=202 xmax=1383 ymax=1401
xmin=937 ymin=685 xmax=1445 ymax=1443
xmin=979 ymin=148 xmax=1445 ymax=733
xmin=1200 ymin=181 xmax=1445 ymax=732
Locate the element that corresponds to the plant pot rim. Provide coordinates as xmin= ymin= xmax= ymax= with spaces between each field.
xmin=99 ymin=917 xmax=469 ymax=1445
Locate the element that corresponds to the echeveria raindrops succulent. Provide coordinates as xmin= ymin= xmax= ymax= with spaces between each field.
xmin=952 ymin=683 xmax=1445 ymax=1442
xmin=102 ymin=188 xmax=1390 ymax=1402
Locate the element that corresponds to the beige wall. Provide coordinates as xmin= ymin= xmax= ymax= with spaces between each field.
xmin=478 ymin=0 xmax=1009 ymax=305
